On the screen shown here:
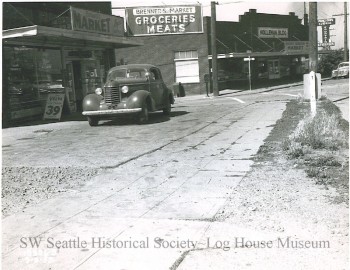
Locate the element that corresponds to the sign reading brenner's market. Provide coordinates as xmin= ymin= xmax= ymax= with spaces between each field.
xmin=71 ymin=7 xmax=124 ymax=36
xmin=126 ymin=5 xmax=203 ymax=36
xmin=258 ymin=27 xmax=288 ymax=39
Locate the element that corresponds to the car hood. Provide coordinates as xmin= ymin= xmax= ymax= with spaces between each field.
xmin=104 ymin=78 xmax=148 ymax=87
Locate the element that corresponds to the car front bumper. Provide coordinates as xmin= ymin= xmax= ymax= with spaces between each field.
xmin=82 ymin=108 xmax=142 ymax=116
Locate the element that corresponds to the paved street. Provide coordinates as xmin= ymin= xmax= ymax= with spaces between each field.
xmin=2 ymin=79 xmax=349 ymax=269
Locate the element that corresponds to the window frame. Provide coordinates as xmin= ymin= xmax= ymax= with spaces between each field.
xmin=174 ymin=50 xmax=200 ymax=84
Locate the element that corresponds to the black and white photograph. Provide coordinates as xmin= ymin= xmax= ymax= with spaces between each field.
xmin=2 ymin=0 xmax=349 ymax=269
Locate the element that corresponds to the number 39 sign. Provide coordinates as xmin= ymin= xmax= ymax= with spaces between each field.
xmin=43 ymin=93 xmax=65 ymax=120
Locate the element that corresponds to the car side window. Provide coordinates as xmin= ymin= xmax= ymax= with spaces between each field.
xmin=149 ymin=71 xmax=156 ymax=81
xmin=150 ymin=68 xmax=161 ymax=81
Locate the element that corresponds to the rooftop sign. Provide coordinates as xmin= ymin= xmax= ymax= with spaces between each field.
xmin=70 ymin=7 xmax=124 ymax=36
xmin=125 ymin=5 xmax=203 ymax=36
xmin=258 ymin=27 xmax=288 ymax=39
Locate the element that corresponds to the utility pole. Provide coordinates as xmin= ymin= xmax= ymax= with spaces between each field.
xmin=303 ymin=2 xmax=308 ymax=25
xmin=309 ymin=2 xmax=318 ymax=72
xmin=211 ymin=1 xmax=219 ymax=97
xmin=344 ymin=2 xmax=348 ymax=61
xmin=333 ymin=2 xmax=349 ymax=61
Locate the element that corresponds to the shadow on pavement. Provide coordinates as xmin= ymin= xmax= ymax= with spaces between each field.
xmin=99 ymin=111 xmax=189 ymax=126
xmin=3 ymin=112 xmax=87 ymax=129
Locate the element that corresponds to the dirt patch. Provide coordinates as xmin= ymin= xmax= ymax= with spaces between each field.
xmin=2 ymin=166 xmax=100 ymax=217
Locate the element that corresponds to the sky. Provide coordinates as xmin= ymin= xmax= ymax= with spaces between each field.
xmin=111 ymin=0 xmax=347 ymax=50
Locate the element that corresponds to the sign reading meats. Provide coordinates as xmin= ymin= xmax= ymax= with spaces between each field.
xmin=126 ymin=5 xmax=203 ymax=36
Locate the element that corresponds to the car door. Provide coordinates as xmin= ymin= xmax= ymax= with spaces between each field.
xmin=149 ymin=68 xmax=164 ymax=108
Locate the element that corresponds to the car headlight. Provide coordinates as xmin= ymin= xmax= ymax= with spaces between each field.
xmin=121 ymin=85 xmax=129 ymax=94
xmin=95 ymin=88 xmax=103 ymax=95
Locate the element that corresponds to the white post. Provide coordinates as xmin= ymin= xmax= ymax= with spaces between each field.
xmin=248 ymin=56 xmax=252 ymax=91
xmin=244 ymin=56 xmax=255 ymax=91
xmin=309 ymin=71 xmax=317 ymax=117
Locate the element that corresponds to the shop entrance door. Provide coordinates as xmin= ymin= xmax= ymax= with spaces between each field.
xmin=65 ymin=60 xmax=102 ymax=112
xmin=268 ymin=59 xmax=280 ymax=79
xmin=80 ymin=60 xmax=102 ymax=98
xmin=72 ymin=61 xmax=84 ymax=111
xmin=65 ymin=62 xmax=77 ymax=112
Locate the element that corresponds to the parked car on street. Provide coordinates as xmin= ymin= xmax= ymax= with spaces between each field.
xmin=331 ymin=62 xmax=349 ymax=79
xmin=82 ymin=64 xmax=175 ymax=126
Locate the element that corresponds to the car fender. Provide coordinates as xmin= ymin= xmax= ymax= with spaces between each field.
xmin=126 ymin=90 xmax=156 ymax=110
xmin=162 ymin=86 xmax=175 ymax=105
xmin=82 ymin=94 xmax=103 ymax=111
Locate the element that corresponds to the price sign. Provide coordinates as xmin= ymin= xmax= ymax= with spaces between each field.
xmin=43 ymin=93 xmax=65 ymax=120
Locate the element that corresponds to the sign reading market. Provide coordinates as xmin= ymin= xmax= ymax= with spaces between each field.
xmin=284 ymin=41 xmax=310 ymax=54
xmin=126 ymin=5 xmax=203 ymax=36
xmin=70 ymin=7 xmax=124 ymax=36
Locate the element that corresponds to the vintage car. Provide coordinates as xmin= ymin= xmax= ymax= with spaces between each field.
xmin=82 ymin=64 xmax=175 ymax=126
xmin=331 ymin=62 xmax=349 ymax=79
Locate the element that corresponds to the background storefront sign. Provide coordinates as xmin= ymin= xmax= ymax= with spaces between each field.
xmin=43 ymin=93 xmax=65 ymax=120
xmin=317 ymin=18 xmax=335 ymax=26
xmin=126 ymin=5 xmax=203 ymax=36
xmin=258 ymin=27 xmax=288 ymax=38
xmin=284 ymin=41 xmax=310 ymax=54
xmin=71 ymin=7 xmax=124 ymax=36
xmin=322 ymin=25 xmax=330 ymax=43
xmin=318 ymin=42 xmax=335 ymax=47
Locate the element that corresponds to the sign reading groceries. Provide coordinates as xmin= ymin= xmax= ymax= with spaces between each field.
xmin=126 ymin=5 xmax=203 ymax=36
xmin=258 ymin=27 xmax=288 ymax=38
xmin=71 ymin=7 xmax=124 ymax=36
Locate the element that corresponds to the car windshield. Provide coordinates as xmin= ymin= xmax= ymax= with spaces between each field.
xmin=339 ymin=63 xmax=349 ymax=68
xmin=107 ymin=68 xmax=148 ymax=81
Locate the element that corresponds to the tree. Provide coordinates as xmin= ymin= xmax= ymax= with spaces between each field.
xmin=318 ymin=49 xmax=344 ymax=77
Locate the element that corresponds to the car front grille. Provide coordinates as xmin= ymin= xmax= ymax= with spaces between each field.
xmin=104 ymin=86 xmax=121 ymax=105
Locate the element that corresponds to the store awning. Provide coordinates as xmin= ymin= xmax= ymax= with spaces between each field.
xmin=3 ymin=25 xmax=142 ymax=49
xmin=208 ymin=50 xmax=309 ymax=59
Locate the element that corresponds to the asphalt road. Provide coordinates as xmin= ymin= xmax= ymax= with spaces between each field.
xmin=3 ymin=78 xmax=348 ymax=168
xmin=2 ymin=78 xmax=349 ymax=269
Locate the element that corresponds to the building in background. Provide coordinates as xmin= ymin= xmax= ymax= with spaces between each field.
xmin=115 ymin=7 xmax=309 ymax=95
xmin=2 ymin=2 xmax=140 ymax=126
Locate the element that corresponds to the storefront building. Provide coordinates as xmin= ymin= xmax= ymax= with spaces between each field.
xmin=212 ymin=9 xmax=309 ymax=90
xmin=2 ymin=2 xmax=140 ymax=126
xmin=115 ymin=7 xmax=309 ymax=95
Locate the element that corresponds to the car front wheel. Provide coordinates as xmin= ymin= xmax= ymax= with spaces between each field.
xmin=87 ymin=116 xmax=99 ymax=126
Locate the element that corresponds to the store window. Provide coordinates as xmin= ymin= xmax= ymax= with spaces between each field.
xmin=174 ymin=50 xmax=200 ymax=83
xmin=258 ymin=60 xmax=268 ymax=79
xmin=3 ymin=47 xmax=63 ymax=120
